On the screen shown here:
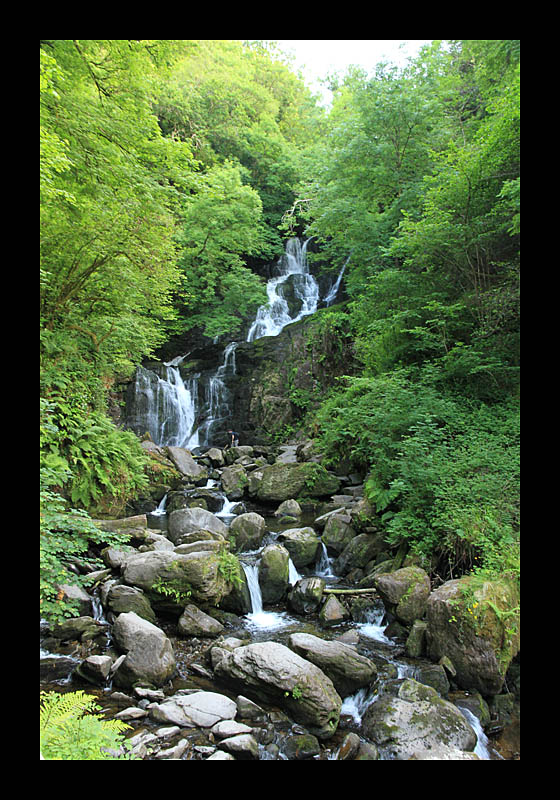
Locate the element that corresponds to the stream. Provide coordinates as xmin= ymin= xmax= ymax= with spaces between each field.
xmin=40 ymin=238 xmax=511 ymax=760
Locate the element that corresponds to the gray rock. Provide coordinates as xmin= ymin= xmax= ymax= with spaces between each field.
xmin=167 ymin=507 xmax=228 ymax=544
xmin=288 ymin=632 xmax=377 ymax=697
xmin=177 ymin=604 xmax=225 ymax=638
xmin=211 ymin=641 xmax=341 ymax=740
xmin=362 ymin=678 xmax=477 ymax=760
xmin=218 ymin=734 xmax=259 ymax=759
xmin=112 ymin=611 xmax=176 ymax=689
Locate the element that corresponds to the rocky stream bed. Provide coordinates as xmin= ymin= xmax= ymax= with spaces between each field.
xmin=40 ymin=442 xmax=520 ymax=761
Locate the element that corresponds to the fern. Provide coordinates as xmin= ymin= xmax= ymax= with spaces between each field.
xmin=40 ymin=690 xmax=138 ymax=760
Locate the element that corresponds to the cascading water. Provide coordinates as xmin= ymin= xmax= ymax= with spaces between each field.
xmin=131 ymin=362 xmax=199 ymax=449
xmin=196 ymin=341 xmax=238 ymax=446
xmin=247 ymin=238 xmax=319 ymax=342
xmin=323 ymin=253 xmax=351 ymax=307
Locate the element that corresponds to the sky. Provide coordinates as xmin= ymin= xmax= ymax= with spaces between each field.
xmin=276 ymin=40 xmax=432 ymax=105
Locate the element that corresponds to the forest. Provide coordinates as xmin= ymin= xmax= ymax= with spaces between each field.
xmin=40 ymin=39 xmax=519 ymax=627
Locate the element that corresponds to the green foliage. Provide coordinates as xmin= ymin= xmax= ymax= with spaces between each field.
xmin=217 ymin=548 xmax=244 ymax=588
xmin=40 ymin=690 xmax=138 ymax=760
xmin=173 ymin=161 xmax=268 ymax=338
xmin=41 ymin=393 xmax=149 ymax=512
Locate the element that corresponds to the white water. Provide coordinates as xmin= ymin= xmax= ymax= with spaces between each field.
xmin=242 ymin=562 xmax=295 ymax=631
xmin=458 ymin=707 xmax=500 ymax=760
xmin=315 ymin=542 xmax=335 ymax=578
xmin=151 ymin=493 xmax=168 ymax=516
xmin=196 ymin=342 xmax=238 ymax=446
xmin=356 ymin=607 xmax=394 ymax=645
xmin=247 ymin=238 xmax=319 ymax=342
xmin=323 ymin=254 xmax=350 ymax=307
xmin=133 ymin=363 xmax=199 ymax=449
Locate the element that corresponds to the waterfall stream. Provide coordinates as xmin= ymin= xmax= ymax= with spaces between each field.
xmin=127 ymin=237 xmax=348 ymax=449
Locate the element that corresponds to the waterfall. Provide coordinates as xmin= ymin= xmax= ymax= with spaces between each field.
xmin=323 ymin=253 xmax=351 ymax=307
xmin=457 ymin=707 xmax=501 ymax=760
xmin=131 ymin=364 xmax=199 ymax=449
xmin=315 ymin=542 xmax=335 ymax=577
xmin=242 ymin=561 xmax=295 ymax=630
xmin=196 ymin=341 xmax=238 ymax=446
xmin=357 ymin=606 xmax=393 ymax=644
xmin=247 ymin=238 xmax=319 ymax=342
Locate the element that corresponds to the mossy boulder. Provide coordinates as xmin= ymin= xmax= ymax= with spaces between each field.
xmin=277 ymin=527 xmax=321 ymax=568
xmin=256 ymin=462 xmax=340 ymax=503
xmin=362 ymin=678 xmax=476 ymax=760
xmin=258 ymin=544 xmax=290 ymax=603
xmin=425 ymin=576 xmax=520 ymax=696
xmin=228 ymin=512 xmax=267 ymax=552
xmin=374 ymin=566 xmax=431 ymax=625
xmin=120 ymin=549 xmax=231 ymax=607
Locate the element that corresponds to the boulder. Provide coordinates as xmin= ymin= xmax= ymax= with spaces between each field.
xmin=75 ymin=655 xmax=113 ymax=684
xmin=321 ymin=513 xmax=356 ymax=554
xmin=150 ymin=691 xmax=237 ymax=728
xmin=211 ymin=641 xmax=341 ymax=739
xmin=167 ymin=507 xmax=228 ymax=544
xmin=112 ymin=612 xmax=176 ymax=688
xmin=258 ymin=544 xmax=290 ymax=603
xmin=425 ymin=575 xmax=520 ymax=695
xmin=288 ymin=577 xmax=325 ymax=615
xmin=256 ymin=461 xmax=340 ymax=503
xmin=288 ymin=633 xmax=377 ymax=697
xmin=105 ymin=584 xmax=157 ymax=623
xmin=121 ymin=549 xmax=231 ymax=607
xmin=220 ymin=465 xmax=249 ymax=500
xmin=319 ymin=594 xmax=350 ymax=627
xmin=277 ymin=527 xmax=320 ymax=568
xmin=218 ymin=734 xmax=259 ymax=760
xmin=228 ymin=512 xmax=267 ymax=552
xmin=166 ymin=446 xmax=208 ymax=484
xmin=334 ymin=533 xmax=385 ymax=576
xmin=206 ymin=447 xmax=225 ymax=467
xmin=177 ymin=604 xmax=225 ymax=638
xmin=274 ymin=498 xmax=303 ymax=518
xmin=362 ymin=678 xmax=477 ymax=760
xmin=374 ymin=566 xmax=431 ymax=624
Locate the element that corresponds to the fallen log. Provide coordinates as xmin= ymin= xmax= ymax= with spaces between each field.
xmin=323 ymin=588 xmax=377 ymax=595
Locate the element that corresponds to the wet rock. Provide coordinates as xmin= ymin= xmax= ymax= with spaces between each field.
xmin=288 ymin=632 xmax=377 ymax=697
xmin=277 ymin=527 xmax=320 ymax=568
xmin=211 ymin=641 xmax=341 ymax=740
xmin=282 ymin=732 xmax=320 ymax=760
xmin=288 ymin=577 xmax=325 ymax=615
xmin=374 ymin=566 xmax=431 ymax=624
xmin=362 ymin=678 xmax=477 ymax=760
xmin=321 ymin=513 xmax=356 ymax=555
xmin=258 ymin=544 xmax=290 ymax=603
xmin=319 ymin=594 xmax=350 ymax=627
xmin=177 ymin=604 xmax=225 ymax=638
xmin=111 ymin=611 xmax=176 ymax=689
